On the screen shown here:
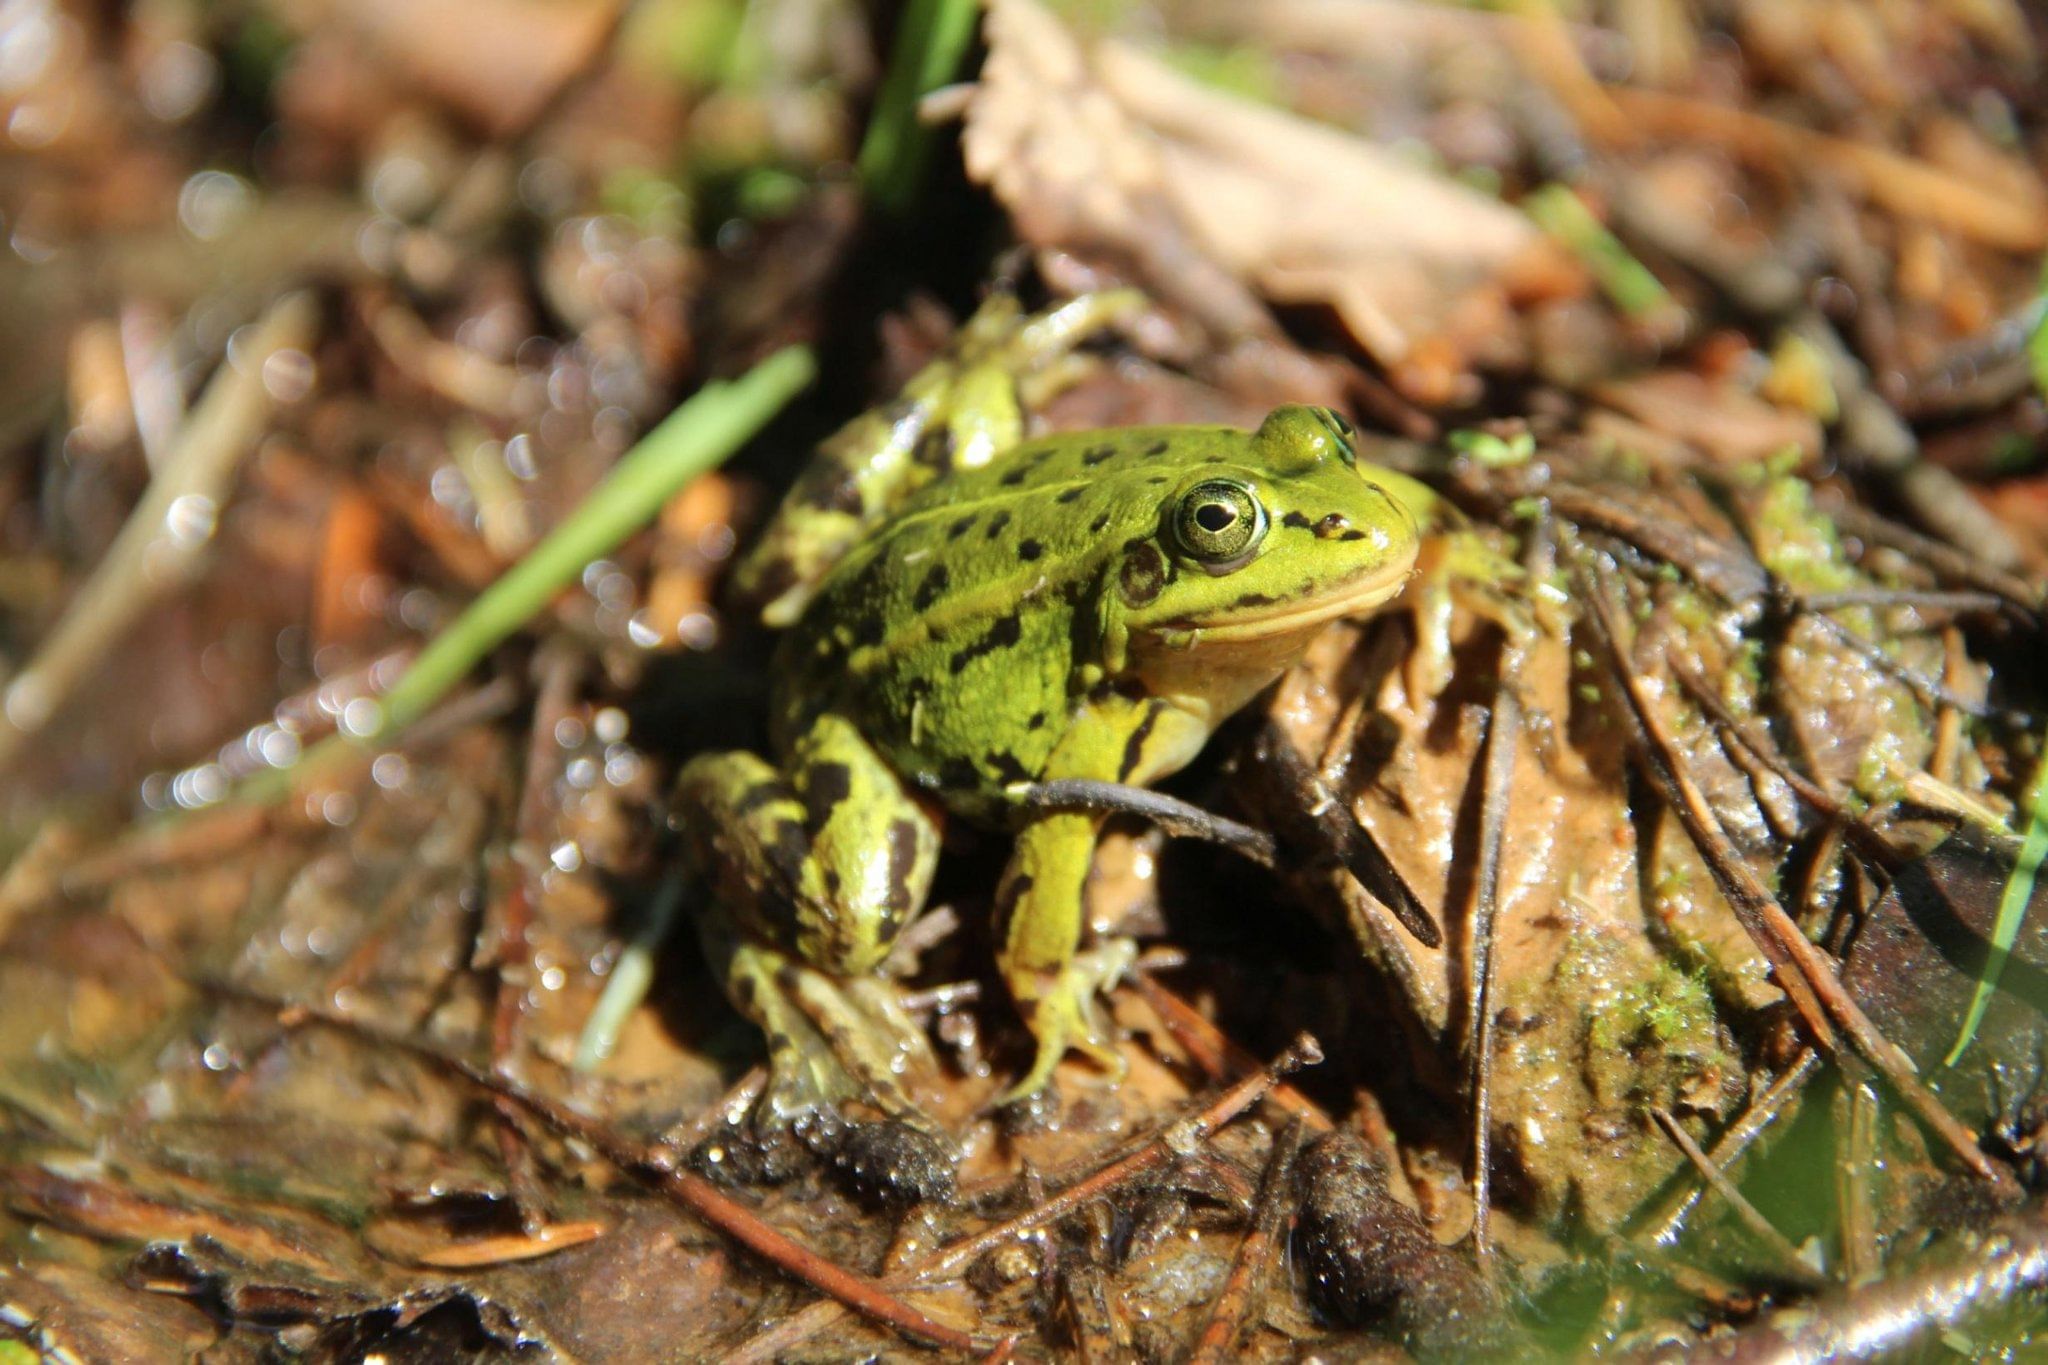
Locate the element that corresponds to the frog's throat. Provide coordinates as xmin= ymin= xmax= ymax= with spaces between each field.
xmin=1159 ymin=564 xmax=1415 ymax=645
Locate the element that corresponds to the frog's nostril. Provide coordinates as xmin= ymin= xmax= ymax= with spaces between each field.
xmin=1313 ymin=513 xmax=1351 ymax=539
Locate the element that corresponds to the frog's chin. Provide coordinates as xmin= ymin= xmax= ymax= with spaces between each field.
xmin=1158 ymin=567 xmax=1411 ymax=646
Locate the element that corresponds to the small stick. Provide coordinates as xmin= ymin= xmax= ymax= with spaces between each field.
xmin=0 ymin=293 xmax=319 ymax=769
xmin=1635 ymin=1050 xmax=1821 ymax=1246
xmin=1649 ymin=1107 xmax=1828 ymax=1292
xmin=1130 ymin=970 xmax=1334 ymax=1132
xmin=1675 ymin=1207 xmax=2048 ymax=1363
xmin=1185 ymin=1117 xmax=1305 ymax=1365
xmin=1820 ymin=496 xmax=2043 ymax=623
xmin=1015 ymin=779 xmax=1277 ymax=865
xmin=1464 ymin=686 xmax=1519 ymax=1271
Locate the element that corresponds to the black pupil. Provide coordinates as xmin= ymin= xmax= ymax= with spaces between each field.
xmin=1195 ymin=502 xmax=1236 ymax=533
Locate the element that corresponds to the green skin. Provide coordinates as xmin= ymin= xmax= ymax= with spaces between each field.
xmin=679 ymin=295 xmax=1426 ymax=1120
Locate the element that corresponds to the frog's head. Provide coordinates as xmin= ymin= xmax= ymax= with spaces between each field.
xmin=1106 ymin=405 xmax=1420 ymax=702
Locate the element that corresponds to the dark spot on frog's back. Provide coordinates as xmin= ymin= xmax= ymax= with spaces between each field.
xmin=989 ymin=751 xmax=1031 ymax=784
xmin=1142 ymin=438 xmax=1170 ymax=457
xmin=914 ymin=426 xmax=955 ymax=468
xmin=1018 ymin=539 xmax=1043 ymax=562
xmin=801 ymin=762 xmax=853 ymax=832
xmin=949 ymin=614 xmax=1024 ymax=673
xmin=882 ymin=819 xmax=921 ymax=918
xmin=1056 ymin=486 xmax=1084 ymax=504
xmin=1083 ymin=444 xmax=1116 ymax=466
xmin=947 ymin=514 xmax=976 ymax=540
xmin=999 ymin=464 xmax=1032 ymax=487
xmin=766 ymin=819 xmax=810 ymax=894
xmin=1089 ymin=513 xmax=1111 ymax=534
xmin=914 ymin=563 xmax=950 ymax=610
xmin=1283 ymin=511 xmax=1314 ymax=531
xmin=985 ymin=510 xmax=1012 ymax=540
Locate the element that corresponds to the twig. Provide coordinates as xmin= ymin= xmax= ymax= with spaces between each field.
xmin=1254 ymin=721 xmax=1441 ymax=948
xmin=1634 ymin=1050 xmax=1821 ymax=1245
xmin=1129 ymin=970 xmax=1334 ymax=1132
xmin=1014 ymin=779 xmax=1277 ymax=865
xmin=1644 ymin=1208 xmax=2048 ymax=1364
xmin=1185 ymin=1117 xmax=1305 ymax=1365
xmin=1819 ymin=496 xmax=2044 ymax=623
xmin=1785 ymin=312 xmax=2025 ymax=574
xmin=1648 ymin=1108 xmax=1828 ymax=1292
xmin=0 ymin=292 xmax=319 ymax=770
xmin=722 ymin=1035 xmax=1324 ymax=1363
xmin=1463 ymin=686 xmax=1519 ymax=1272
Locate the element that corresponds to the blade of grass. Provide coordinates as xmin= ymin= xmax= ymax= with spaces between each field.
xmin=1524 ymin=183 xmax=1676 ymax=320
xmin=244 ymin=345 xmax=815 ymax=800
xmin=857 ymin=0 xmax=980 ymax=213
xmin=1944 ymin=746 xmax=2048 ymax=1067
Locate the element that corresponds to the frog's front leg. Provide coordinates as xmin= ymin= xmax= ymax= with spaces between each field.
xmin=996 ymin=692 xmax=1207 ymax=1102
xmin=676 ymin=714 xmax=941 ymax=1120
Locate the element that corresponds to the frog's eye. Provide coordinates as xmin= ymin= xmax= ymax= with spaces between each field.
xmin=1171 ymin=479 xmax=1268 ymax=573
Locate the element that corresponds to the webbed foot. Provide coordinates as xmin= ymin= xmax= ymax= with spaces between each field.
xmin=1000 ymin=936 xmax=1138 ymax=1104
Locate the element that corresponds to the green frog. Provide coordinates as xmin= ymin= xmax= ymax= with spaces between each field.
xmin=678 ymin=293 xmax=1429 ymax=1129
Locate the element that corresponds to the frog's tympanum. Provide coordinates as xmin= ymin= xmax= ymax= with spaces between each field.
xmin=677 ymin=295 xmax=1424 ymax=1134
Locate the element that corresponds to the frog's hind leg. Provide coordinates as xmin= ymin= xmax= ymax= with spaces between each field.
xmin=675 ymin=717 xmax=942 ymax=1121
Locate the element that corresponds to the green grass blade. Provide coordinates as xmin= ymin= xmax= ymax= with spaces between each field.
xmin=1524 ymin=183 xmax=1675 ymax=320
xmin=857 ymin=0 xmax=980 ymax=214
xmin=240 ymin=345 xmax=815 ymax=802
xmin=1944 ymin=747 xmax=2048 ymax=1067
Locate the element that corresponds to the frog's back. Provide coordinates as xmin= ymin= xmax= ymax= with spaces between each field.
xmin=773 ymin=425 xmax=1236 ymax=813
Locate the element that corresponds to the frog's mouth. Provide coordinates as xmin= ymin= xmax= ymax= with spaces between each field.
xmin=1160 ymin=562 xmax=1415 ymax=645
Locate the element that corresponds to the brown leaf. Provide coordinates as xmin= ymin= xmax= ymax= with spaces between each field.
xmin=962 ymin=0 xmax=1540 ymax=366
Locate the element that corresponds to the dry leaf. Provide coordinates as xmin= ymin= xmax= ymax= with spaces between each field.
xmin=962 ymin=0 xmax=1540 ymax=368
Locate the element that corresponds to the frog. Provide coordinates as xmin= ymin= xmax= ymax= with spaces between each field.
xmin=676 ymin=292 xmax=1430 ymax=1135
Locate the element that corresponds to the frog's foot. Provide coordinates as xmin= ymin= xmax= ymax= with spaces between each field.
xmin=727 ymin=941 xmax=936 ymax=1124
xmin=999 ymin=937 xmax=1139 ymax=1105
xmin=1401 ymin=529 xmax=1535 ymax=705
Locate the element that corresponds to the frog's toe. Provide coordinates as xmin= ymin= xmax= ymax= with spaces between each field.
xmin=728 ymin=944 xmax=936 ymax=1123
xmin=1001 ymin=937 xmax=1138 ymax=1104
